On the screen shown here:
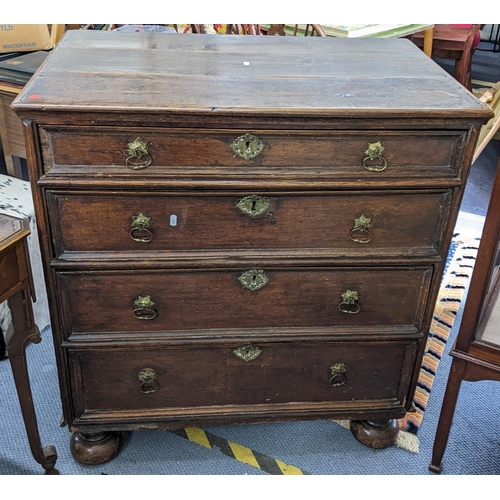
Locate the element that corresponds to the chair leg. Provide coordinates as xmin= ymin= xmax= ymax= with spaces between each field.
xmin=453 ymin=57 xmax=472 ymax=91
xmin=429 ymin=358 xmax=467 ymax=473
xmin=0 ymin=325 xmax=6 ymax=360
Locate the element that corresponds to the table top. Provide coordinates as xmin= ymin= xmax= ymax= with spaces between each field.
xmin=291 ymin=24 xmax=434 ymax=38
xmin=12 ymin=30 xmax=491 ymax=120
xmin=0 ymin=213 xmax=29 ymax=251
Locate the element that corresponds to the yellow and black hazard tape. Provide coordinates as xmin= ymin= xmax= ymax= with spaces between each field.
xmin=170 ymin=427 xmax=309 ymax=475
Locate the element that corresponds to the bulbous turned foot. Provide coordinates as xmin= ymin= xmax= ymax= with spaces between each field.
xmin=350 ymin=418 xmax=399 ymax=449
xmin=70 ymin=431 xmax=121 ymax=465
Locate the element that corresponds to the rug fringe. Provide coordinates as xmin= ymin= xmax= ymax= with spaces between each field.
xmin=333 ymin=419 xmax=350 ymax=430
xmin=398 ymin=231 xmax=479 ymax=436
xmin=395 ymin=430 xmax=419 ymax=454
xmin=332 ymin=420 xmax=420 ymax=453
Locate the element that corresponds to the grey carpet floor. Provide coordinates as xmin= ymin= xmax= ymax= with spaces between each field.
xmin=1 ymin=213 xmax=499 ymax=476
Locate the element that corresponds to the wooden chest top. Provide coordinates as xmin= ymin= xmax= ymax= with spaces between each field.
xmin=12 ymin=30 xmax=491 ymax=120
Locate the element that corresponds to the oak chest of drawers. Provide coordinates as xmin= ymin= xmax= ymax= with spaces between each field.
xmin=12 ymin=30 xmax=492 ymax=464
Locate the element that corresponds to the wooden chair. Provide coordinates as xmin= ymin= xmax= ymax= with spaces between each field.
xmin=411 ymin=24 xmax=482 ymax=91
xmin=225 ymin=24 xmax=261 ymax=35
xmin=191 ymin=24 xmax=326 ymax=37
xmin=190 ymin=24 xmax=243 ymax=34
xmin=266 ymin=24 xmax=326 ymax=37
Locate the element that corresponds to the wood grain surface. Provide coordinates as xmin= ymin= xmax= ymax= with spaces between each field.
xmin=12 ymin=31 xmax=492 ymax=118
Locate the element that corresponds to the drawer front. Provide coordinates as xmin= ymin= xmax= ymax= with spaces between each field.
xmin=68 ymin=340 xmax=418 ymax=417
xmin=40 ymin=127 xmax=466 ymax=180
xmin=58 ymin=267 xmax=432 ymax=336
xmin=0 ymin=246 xmax=21 ymax=298
xmin=47 ymin=190 xmax=451 ymax=260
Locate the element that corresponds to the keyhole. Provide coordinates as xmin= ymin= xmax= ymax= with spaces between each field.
xmin=245 ymin=141 xmax=251 ymax=152
xmin=251 ymin=199 xmax=257 ymax=213
xmin=252 ymin=273 xmax=257 ymax=284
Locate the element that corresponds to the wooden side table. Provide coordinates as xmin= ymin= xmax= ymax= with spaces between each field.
xmin=0 ymin=213 xmax=58 ymax=475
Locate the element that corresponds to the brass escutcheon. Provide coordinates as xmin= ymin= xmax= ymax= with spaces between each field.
xmin=138 ymin=368 xmax=159 ymax=393
xmin=238 ymin=269 xmax=269 ymax=291
xmin=338 ymin=289 xmax=360 ymax=314
xmin=230 ymin=133 xmax=265 ymax=161
xmin=363 ymin=141 xmax=387 ymax=172
xmin=130 ymin=213 xmax=153 ymax=242
xmin=329 ymin=362 xmax=347 ymax=387
xmin=237 ymin=195 xmax=270 ymax=218
xmin=126 ymin=138 xmax=152 ymax=170
xmin=133 ymin=294 xmax=157 ymax=320
xmin=233 ymin=345 xmax=262 ymax=362
xmin=350 ymin=214 xmax=372 ymax=244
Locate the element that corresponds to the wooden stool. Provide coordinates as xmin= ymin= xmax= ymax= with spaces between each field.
xmin=0 ymin=213 xmax=58 ymax=474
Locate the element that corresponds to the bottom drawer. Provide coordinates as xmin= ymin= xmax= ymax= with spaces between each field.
xmin=68 ymin=340 xmax=418 ymax=422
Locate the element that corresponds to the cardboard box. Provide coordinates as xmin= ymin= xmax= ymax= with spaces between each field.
xmin=0 ymin=24 xmax=52 ymax=53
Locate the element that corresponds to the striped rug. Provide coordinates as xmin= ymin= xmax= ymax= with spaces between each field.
xmin=397 ymin=217 xmax=482 ymax=452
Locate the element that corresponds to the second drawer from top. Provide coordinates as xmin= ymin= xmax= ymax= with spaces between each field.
xmin=47 ymin=189 xmax=452 ymax=263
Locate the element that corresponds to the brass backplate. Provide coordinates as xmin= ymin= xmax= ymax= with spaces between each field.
xmin=233 ymin=345 xmax=262 ymax=362
xmin=230 ymin=133 xmax=265 ymax=161
xmin=126 ymin=138 xmax=152 ymax=169
xmin=236 ymin=195 xmax=270 ymax=217
xmin=364 ymin=141 xmax=385 ymax=160
xmin=131 ymin=213 xmax=152 ymax=230
xmin=138 ymin=368 xmax=157 ymax=383
xmin=238 ymin=269 xmax=269 ymax=291
xmin=127 ymin=138 xmax=149 ymax=159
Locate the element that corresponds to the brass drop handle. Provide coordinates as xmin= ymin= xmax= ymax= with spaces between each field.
xmin=363 ymin=141 xmax=387 ymax=172
xmin=238 ymin=269 xmax=269 ymax=291
xmin=130 ymin=213 xmax=154 ymax=242
xmin=350 ymin=214 xmax=372 ymax=244
xmin=338 ymin=289 xmax=361 ymax=314
xmin=138 ymin=368 xmax=160 ymax=393
xmin=133 ymin=295 xmax=157 ymax=320
xmin=126 ymin=138 xmax=152 ymax=170
xmin=230 ymin=133 xmax=265 ymax=160
xmin=237 ymin=195 xmax=270 ymax=218
xmin=329 ymin=363 xmax=347 ymax=387
xmin=233 ymin=345 xmax=262 ymax=362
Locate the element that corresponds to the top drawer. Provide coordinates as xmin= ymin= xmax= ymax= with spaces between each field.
xmin=39 ymin=127 xmax=467 ymax=182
